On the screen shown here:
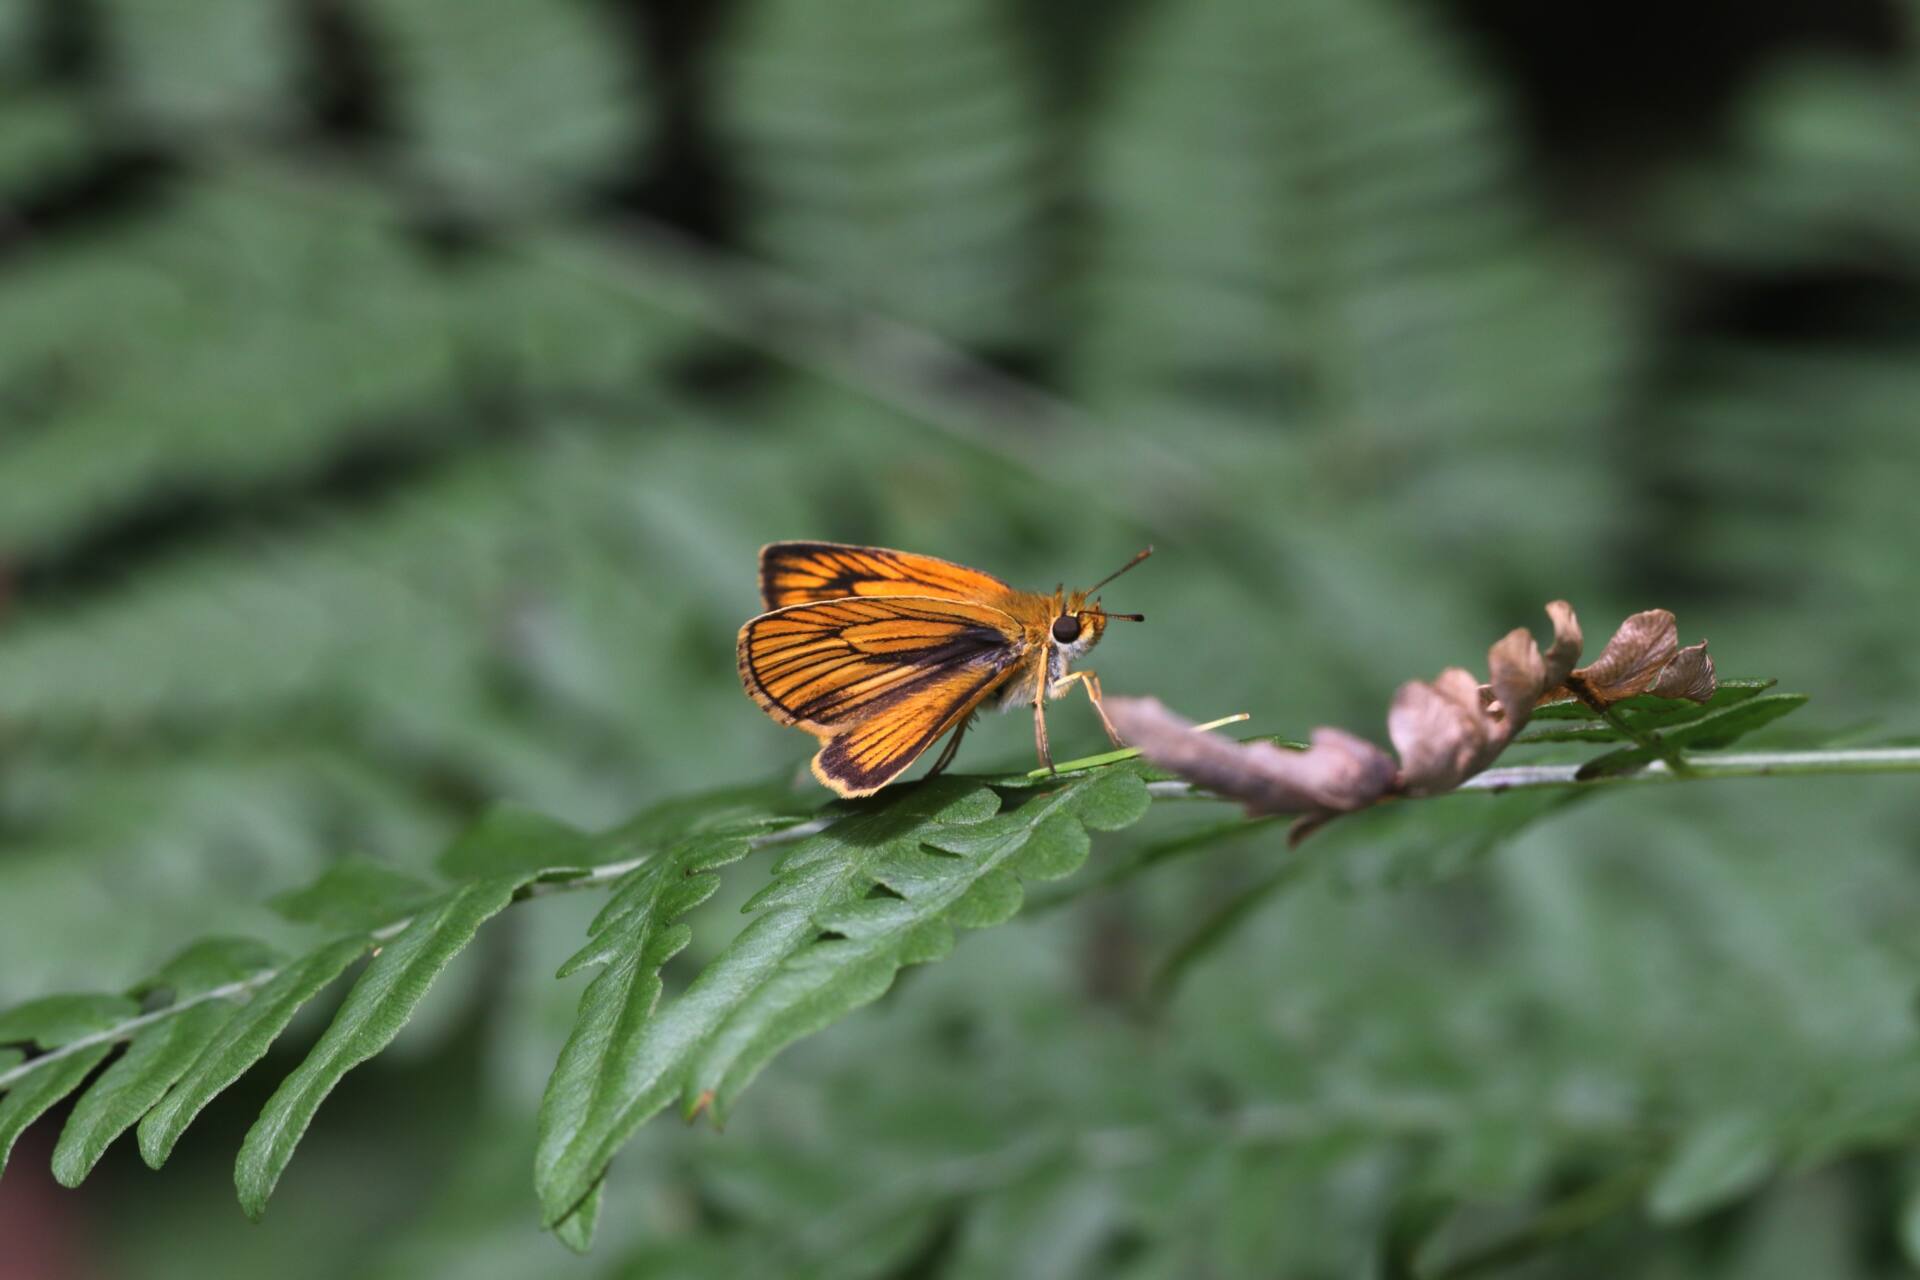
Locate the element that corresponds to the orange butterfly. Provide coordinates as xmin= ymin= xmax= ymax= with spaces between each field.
xmin=737 ymin=542 xmax=1151 ymax=797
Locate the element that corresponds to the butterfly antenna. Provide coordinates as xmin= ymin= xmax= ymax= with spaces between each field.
xmin=1085 ymin=546 xmax=1153 ymax=595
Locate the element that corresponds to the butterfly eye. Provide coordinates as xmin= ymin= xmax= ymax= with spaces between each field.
xmin=1051 ymin=614 xmax=1083 ymax=644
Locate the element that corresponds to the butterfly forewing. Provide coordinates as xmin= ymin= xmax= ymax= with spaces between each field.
xmin=740 ymin=597 xmax=1025 ymax=727
xmin=760 ymin=542 xmax=1013 ymax=609
xmin=737 ymin=595 xmax=1034 ymax=795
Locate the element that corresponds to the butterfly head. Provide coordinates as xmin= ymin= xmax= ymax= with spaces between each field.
xmin=1051 ymin=547 xmax=1150 ymax=659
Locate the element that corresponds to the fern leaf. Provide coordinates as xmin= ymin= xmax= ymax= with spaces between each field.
xmin=267 ymin=856 xmax=441 ymax=932
xmin=552 ymin=1180 xmax=604 ymax=1254
xmin=138 ymin=936 xmax=370 ymax=1169
xmin=0 ymin=994 xmax=141 ymax=1046
xmin=50 ymin=937 xmax=282 ymax=1185
xmin=1520 ymin=680 xmax=1778 ymax=743
xmin=0 ymin=993 xmax=138 ymax=1176
xmin=712 ymin=0 xmax=1051 ymax=349
xmin=535 ymin=778 xmax=999 ymax=1232
xmin=531 ymin=830 xmax=805 ymax=1240
xmin=51 ymin=1002 xmax=235 ymax=1186
xmin=1577 ymin=694 xmax=1809 ymax=778
xmin=143 ymin=938 xmax=287 ymax=1001
xmin=97 ymin=0 xmax=287 ymax=119
xmin=690 ymin=770 xmax=1150 ymax=1118
xmin=536 ymin=771 xmax=1151 ymax=1238
xmin=373 ymin=0 xmax=632 ymax=185
xmin=234 ymin=874 xmax=527 ymax=1219
xmin=0 ymin=1045 xmax=115 ymax=1177
xmin=1647 ymin=1113 xmax=1777 ymax=1223
xmin=434 ymin=803 xmax=597 ymax=881
xmin=529 ymin=787 xmax=828 ymax=1248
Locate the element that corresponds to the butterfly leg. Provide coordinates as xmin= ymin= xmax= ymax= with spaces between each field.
xmin=926 ymin=715 xmax=971 ymax=779
xmin=1051 ymin=670 xmax=1125 ymax=747
xmin=1031 ymin=664 xmax=1056 ymax=773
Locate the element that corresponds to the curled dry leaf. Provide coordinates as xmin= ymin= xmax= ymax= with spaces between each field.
xmin=1648 ymin=643 xmax=1716 ymax=702
xmin=1541 ymin=609 xmax=1716 ymax=708
xmin=1110 ymin=600 xmax=1715 ymax=842
xmin=1109 ymin=699 xmax=1396 ymax=816
xmin=1392 ymin=600 xmax=1582 ymax=795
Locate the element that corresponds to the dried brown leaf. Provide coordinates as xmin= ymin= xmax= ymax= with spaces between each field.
xmin=1108 ymin=698 xmax=1396 ymax=816
xmin=1112 ymin=600 xmax=1710 ymax=842
xmin=1400 ymin=603 xmax=1580 ymax=793
xmin=1487 ymin=628 xmax=1546 ymax=732
xmin=1539 ymin=608 xmax=1715 ymax=707
xmin=1571 ymin=609 xmax=1678 ymax=701
xmin=1648 ymin=640 xmax=1716 ymax=702
xmin=1390 ymin=669 xmax=1491 ymax=795
xmin=1541 ymin=600 xmax=1582 ymax=689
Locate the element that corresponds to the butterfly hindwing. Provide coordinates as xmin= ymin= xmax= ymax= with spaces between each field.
xmin=759 ymin=542 xmax=1013 ymax=609
xmin=737 ymin=595 xmax=1033 ymax=796
xmin=809 ymin=665 xmax=1013 ymax=795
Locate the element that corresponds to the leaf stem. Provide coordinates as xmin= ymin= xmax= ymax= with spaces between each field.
xmin=1143 ymin=747 xmax=1920 ymax=801
xmin=1566 ymin=674 xmax=1696 ymax=776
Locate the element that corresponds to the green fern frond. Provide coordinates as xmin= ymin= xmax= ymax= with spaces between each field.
xmin=1078 ymin=0 xmax=1633 ymax=445
xmin=713 ymin=0 xmax=1053 ymax=349
xmin=0 ymin=771 xmax=1156 ymax=1238
xmin=5 ymin=732 xmax=1920 ymax=1247
xmin=374 ymin=0 xmax=637 ymax=185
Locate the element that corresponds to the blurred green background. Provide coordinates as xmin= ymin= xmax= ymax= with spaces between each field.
xmin=2 ymin=0 xmax=1919 ymax=1276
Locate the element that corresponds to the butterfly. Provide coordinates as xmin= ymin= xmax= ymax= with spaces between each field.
xmin=737 ymin=541 xmax=1151 ymax=797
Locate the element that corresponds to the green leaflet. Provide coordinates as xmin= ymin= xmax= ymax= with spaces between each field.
xmin=535 ymin=778 xmax=1000 ymax=1234
xmin=268 ymin=856 xmax=440 ymax=933
xmin=0 ymin=990 xmax=137 ymax=1175
xmin=533 ymin=825 xmax=750 ymax=1248
xmin=0 ymin=1045 xmax=115 ymax=1176
xmin=1578 ymin=693 xmax=1810 ymax=778
xmin=142 ymin=937 xmax=285 ymax=1000
xmin=438 ymin=785 xmax=811 ymax=911
xmin=435 ymin=803 xmax=595 ymax=880
xmin=555 ymin=836 xmax=746 ymax=982
xmin=52 ymin=1000 xmax=237 ymax=1185
xmin=0 ymin=783 xmax=817 ymax=1216
xmin=690 ymin=772 xmax=1151 ymax=1117
xmin=1647 ymin=1113 xmax=1777 ymax=1223
xmin=553 ymin=1179 xmax=604 ymax=1253
xmin=1519 ymin=680 xmax=1777 ymax=742
xmin=604 ymin=781 xmax=821 ymax=851
xmin=140 ymin=936 xmax=370 ymax=1168
xmin=0 ymin=993 xmax=140 ymax=1048
xmin=42 ymin=932 xmax=282 ymax=1183
xmin=714 ymin=0 xmax=1053 ymax=350
xmin=535 ymin=773 xmax=1151 ymax=1239
xmin=234 ymin=874 xmax=526 ymax=1219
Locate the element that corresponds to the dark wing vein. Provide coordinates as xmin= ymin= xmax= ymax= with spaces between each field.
xmin=760 ymin=542 xmax=1012 ymax=609
xmin=812 ymin=665 xmax=1010 ymax=793
xmin=740 ymin=597 xmax=1025 ymax=728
